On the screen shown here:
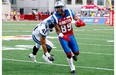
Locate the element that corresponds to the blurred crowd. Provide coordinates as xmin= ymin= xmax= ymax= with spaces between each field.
xmin=3 ymin=8 xmax=111 ymax=21
xmin=76 ymin=9 xmax=110 ymax=17
xmin=3 ymin=9 xmax=20 ymax=21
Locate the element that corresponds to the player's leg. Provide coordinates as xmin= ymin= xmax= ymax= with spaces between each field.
xmin=46 ymin=39 xmax=54 ymax=53
xmin=29 ymin=43 xmax=40 ymax=62
xmin=42 ymin=39 xmax=54 ymax=63
xmin=29 ymin=34 xmax=41 ymax=62
xmin=66 ymin=57 xmax=76 ymax=73
xmin=71 ymin=51 xmax=77 ymax=61
xmin=69 ymin=35 xmax=79 ymax=61
xmin=32 ymin=43 xmax=40 ymax=55
xmin=59 ymin=37 xmax=75 ymax=73
xmin=59 ymin=37 xmax=72 ymax=58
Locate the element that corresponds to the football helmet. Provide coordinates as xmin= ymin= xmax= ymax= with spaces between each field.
xmin=54 ymin=1 xmax=66 ymax=14
xmin=46 ymin=19 xmax=54 ymax=29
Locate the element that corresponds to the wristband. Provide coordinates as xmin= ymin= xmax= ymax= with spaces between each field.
xmin=45 ymin=52 xmax=51 ymax=57
xmin=58 ymin=33 xmax=64 ymax=37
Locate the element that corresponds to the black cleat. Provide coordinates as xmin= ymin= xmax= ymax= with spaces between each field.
xmin=71 ymin=70 xmax=76 ymax=74
xmin=48 ymin=56 xmax=54 ymax=61
xmin=73 ymin=55 xmax=77 ymax=61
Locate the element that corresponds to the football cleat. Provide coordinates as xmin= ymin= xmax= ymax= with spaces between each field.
xmin=70 ymin=65 xmax=76 ymax=73
xmin=71 ymin=70 xmax=76 ymax=74
xmin=72 ymin=55 xmax=77 ymax=61
xmin=42 ymin=54 xmax=53 ymax=64
xmin=29 ymin=53 xmax=37 ymax=63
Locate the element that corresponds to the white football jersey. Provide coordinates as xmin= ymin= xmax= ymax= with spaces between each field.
xmin=32 ymin=16 xmax=52 ymax=38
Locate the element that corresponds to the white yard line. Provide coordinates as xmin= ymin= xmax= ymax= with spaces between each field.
xmin=3 ymin=24 xmax=36 ymax=25
xmin=80 ymin=52 xmax=114 ymax=56
xmin=78 ymin=43 xmax=114 ymax=46
xmin=77 ymin=38 xmax=114 ymax=41
xmin=2 ymin=58 xmax=114 ymax=71
xmin=75 ymin=29 xmax=114 ymax=31
xmin=75 ymin=34 xmax=113 ymax=37
xmin=54 ymin=50 xmax=114 ymax=56
xmin=107 ymin=40 xmax=114 ymax=42
xmin=2 ymin=35 xmax=114 ymax=44
xmin=2 ymin=24 xmax=114 ymax=30
xmin=2 ymin=31 xmax=31 ymax=32
xmin=53 ymin=42 xmax=113 ymax=47
xmin=2 ymin=47 xmax=114 ymax=56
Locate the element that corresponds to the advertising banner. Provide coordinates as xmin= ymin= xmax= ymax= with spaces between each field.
xmin=109 ymin=10 xmax=114 ymax=26
xmin=80 ymin=17 xmax=109 ymax=24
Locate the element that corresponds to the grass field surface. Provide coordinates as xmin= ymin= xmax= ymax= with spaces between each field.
xmin=2 ymin=21 xmax=114 ymax=75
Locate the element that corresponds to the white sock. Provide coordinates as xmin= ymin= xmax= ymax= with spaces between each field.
xmin=67 ymin=57 xmax=75 ymax=71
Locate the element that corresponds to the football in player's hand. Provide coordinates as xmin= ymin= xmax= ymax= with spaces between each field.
xmin=75 ymin=20 xmax=85 ymax=27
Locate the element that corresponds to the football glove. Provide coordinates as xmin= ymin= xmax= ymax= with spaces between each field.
xmin=59 ymin=33 xmax=70 ymax=42
xmin=45 ymin=52 xmax=54 ymax=61
xmin=48 ymin=56 xmax=54 ymax=61
xmin=75 ymin=20 xmax=85 ymax=27
xmin=63 ymin=35 xmax=70 ymax=42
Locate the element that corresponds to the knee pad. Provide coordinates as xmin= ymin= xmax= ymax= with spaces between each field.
xmin=74 ymin=51 xmax=79 ymax=56
xmin=35 ymin=43 xmax=40 ymax=49
xmin=46 ymin=45 xmax=53 ymax=50
xmin=66 ymin=52 xmax=72 ymax=58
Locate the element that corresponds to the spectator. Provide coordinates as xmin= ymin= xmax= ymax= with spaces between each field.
xmin=16 ymin=11 xmax=20 ymax=21
xmin=13 ymin=9 xmax=17 ymax=20
xmin=37 ymin=10 xmax=41 ymax=20
xmin=90 ymin=12 xmax=95 ymax=17
xmin=10 ymin=11 xmax=14 ymax=21
xmin=4 ymin=12 xmax=8 ymax=21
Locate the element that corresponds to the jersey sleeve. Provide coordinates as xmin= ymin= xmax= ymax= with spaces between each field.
xmin=51 ymin=14 xmax=58 ymax=24
xmin=70 ymin=9 xmax=76 ymax=19
xmin=39 ymin=23 xmax=48 ymax=38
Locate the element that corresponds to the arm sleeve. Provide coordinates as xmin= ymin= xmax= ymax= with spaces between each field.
xmin=51 ymin=15 xmax=57 ymax=24
xmin=70 ymin=9 xmax=76 ymax=19
xmin=39 ymin=31 xmax=46 ymax=38
xmin=39 ymin=24 xmax=47 ymax=38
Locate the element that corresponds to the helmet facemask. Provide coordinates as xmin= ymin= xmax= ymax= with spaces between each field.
xmin=49 ymin=23 xmax=54 ymax=32
xmin=46 ymin=20 xmax=54 ymax=32
xmin=54 ymin=1 xmax=66 ymax=14
xmin=55 ymin=6 xmax=65 ymax=14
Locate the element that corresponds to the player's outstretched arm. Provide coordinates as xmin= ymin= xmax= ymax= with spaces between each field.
xmin=74 ymin=15 xmax=80 ymax=21
xmin=74 ymin=15 xmax=85 ymax=27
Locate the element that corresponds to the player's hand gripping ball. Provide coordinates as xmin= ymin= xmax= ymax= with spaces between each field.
xmin=75 ymin=20 xmax=85 ymax=27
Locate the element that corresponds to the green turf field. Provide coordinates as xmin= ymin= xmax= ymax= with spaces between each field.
xmin=2 ymin=21 xmax=114 ymax=75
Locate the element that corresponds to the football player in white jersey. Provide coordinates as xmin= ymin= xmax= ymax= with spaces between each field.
xmin=29 ymin=16 xmax=54 ymax=64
